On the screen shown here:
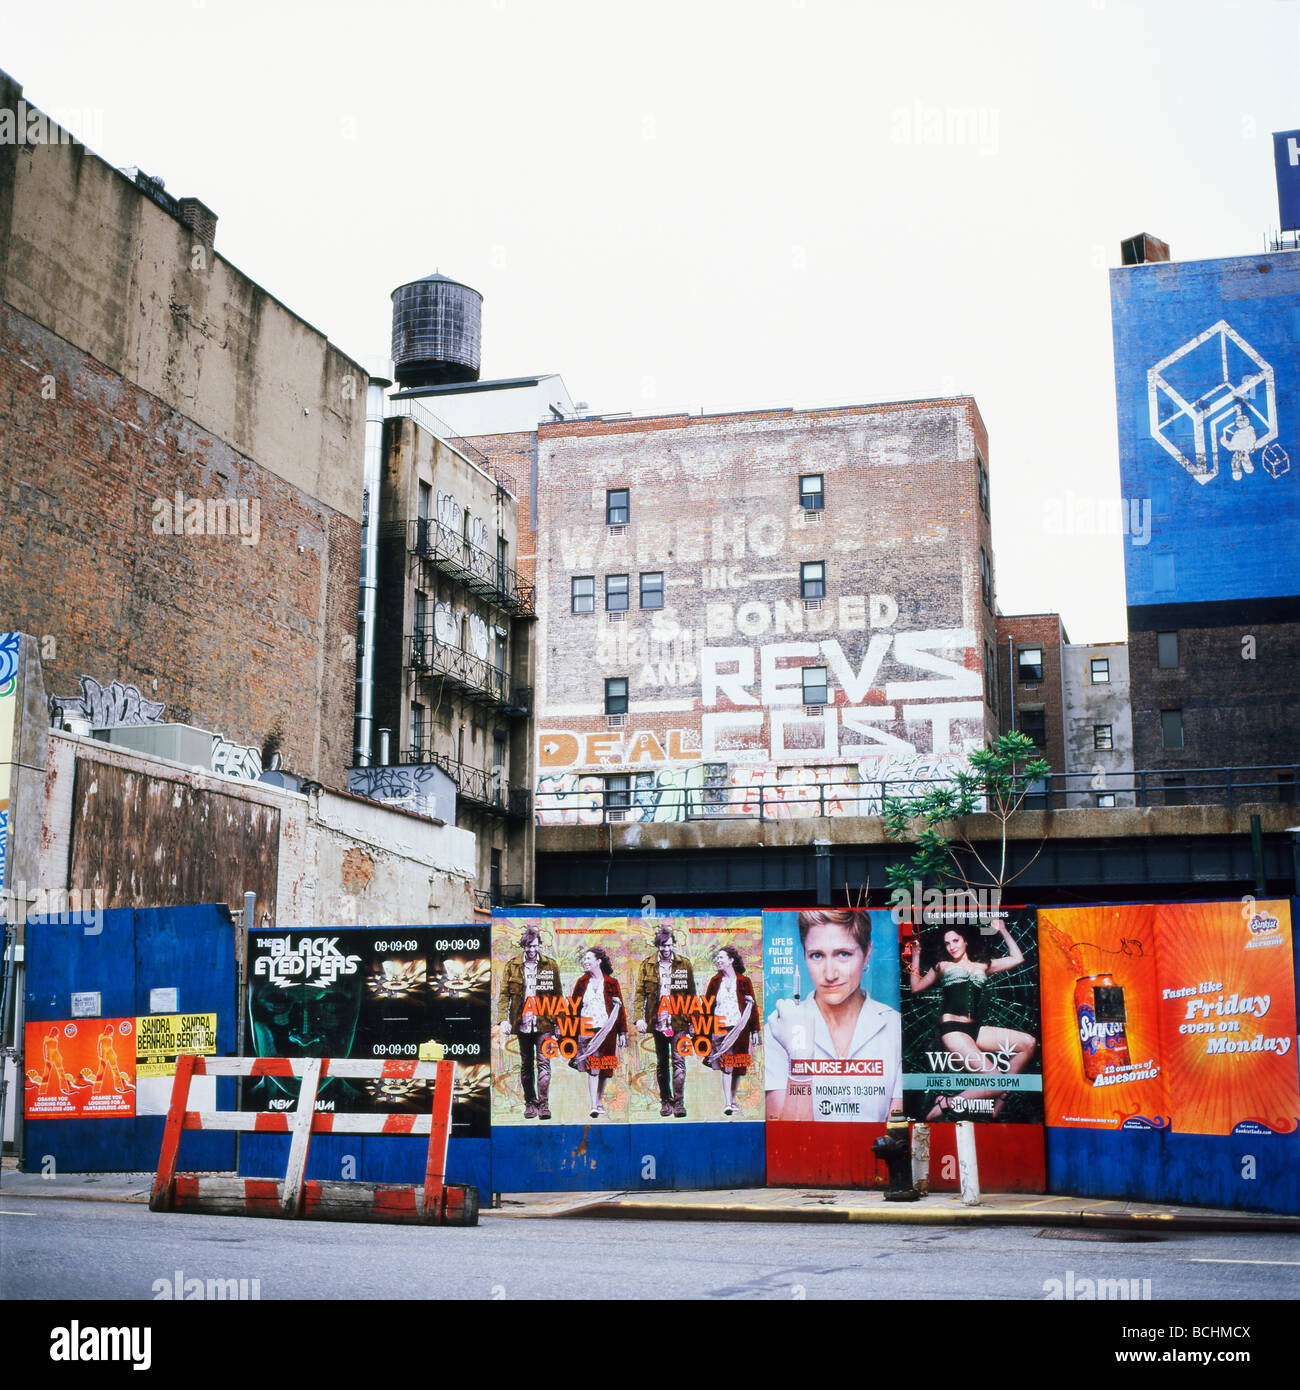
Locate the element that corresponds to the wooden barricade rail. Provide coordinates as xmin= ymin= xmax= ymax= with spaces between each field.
xmin=150 ymin=1054 xmax=476 ymax=1226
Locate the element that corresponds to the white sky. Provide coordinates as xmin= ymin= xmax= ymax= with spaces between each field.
xmin=4 ymin=0 xmax=1297 ymax=642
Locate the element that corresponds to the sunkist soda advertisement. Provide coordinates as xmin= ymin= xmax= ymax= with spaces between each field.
xmin=900 ymin=908 xmax=1043 ymax=1123
xmin=763 ymin=909 xmax=901 ymax=1122
xmin=24 ymin=1018 xmax=137 ymax=1118
xmin=1153 ymin=899 xmax=1298 ymax=1137
xmin=492 ymin=911 xmax=764 ymax=1125
xmin=1039 ymin=900 xmax=1299 ymax=1135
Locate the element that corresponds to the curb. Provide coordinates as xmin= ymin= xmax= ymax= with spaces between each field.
xmin=558 ymin=1198 xmax=1300 ymax=1234
xmin=0 ymin=1189 xmax=151 ymax=1205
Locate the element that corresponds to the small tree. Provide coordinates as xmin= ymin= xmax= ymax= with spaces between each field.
xmin=882 ymin=731 xmax=1051 ymax=914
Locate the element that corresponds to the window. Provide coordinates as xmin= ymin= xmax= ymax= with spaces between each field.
xmin=980 ymin=548 xmax=992 ymax=610
xmin=497 ymin=535 xmax=509 ymax=583
xmin=1160 ymin=709 xmax=1184 ymax=749
xmin=606 ymin=488 xmax=629 ymax=526
xmin=572 ymin=576 xmax=595 ymax=613
xmin=984 ymin=643 xmax=998 ymax=712
xmin=605 ymin=574 xmax=629 ymax=611
xmin=605 ymin=677 xmax=628 ymax=716
xmin=1018 ymin=708 xmax=1046 ymax=748
xmin=1093 ymin=723 xmax=1113 ymax=751
xmin=1164 ymin=776 xmax=1187 ymax=807
xmin=802 ymin=666 xmax=828 ymax=705
xmin=417 ymin=481 xmax=431 ymax=521
xmin=414 ymin=590 xmax=429 ymax=654
xmin=1096 ymin=793 xmax=1116 ymax=809
xmin=410 ymin=701 xmax=425 ymax=755
xmin=1017 ymin=647 xmax=1043 ymax=684
xmin=640 ymin=571 xmax=664 ymax=609
xmin=1091 ymin=657 xmax=1110 ymax=683
xmin=800 ymin=474 xmax=824 ymax=511
xmin=605 ymin=773 xmax=631 ymax=812
xmin=1157 ymin=632 xmax=1179 ymax=668
xmin=977 ymin=454 xmax=989 ymax=517
xmin=800 ymin=561 xmax=825 ymax=600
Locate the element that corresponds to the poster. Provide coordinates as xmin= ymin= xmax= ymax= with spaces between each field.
xmin=1154 ymin=899 xmax=1298 ymax=1137
xmin=901 ymin=908 xmax=1043 ymax=1123
xmin=492 ymin=911 xmax=764 ymax=1125
xmin=243 ymin=927 xmax=490 ymax=1139
xmin=1039 ymin=904 xmax=1166 ymax=1130
xmin=762 ymin=909 xmax=901 ymax=1122
xmin=24 ymin=1018 xmax=137 ymax=1118
xmin=135 ymin=1012 xmax=218 ymax=1077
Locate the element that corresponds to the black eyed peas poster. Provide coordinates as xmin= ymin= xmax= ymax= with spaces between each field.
xmin=243 ymin=927 xmax=491 ymax=1138
xmin=899 ymin=907 xmax=1043 ymax=1123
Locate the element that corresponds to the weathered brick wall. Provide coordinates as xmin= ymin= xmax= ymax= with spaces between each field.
xmin=1128 ymin=621 xmax=1300 ymax=778
xmin=0 ymin=302 xmax=360 ymax=783
xmin=530 ymin=400 xmax=997 ymax=822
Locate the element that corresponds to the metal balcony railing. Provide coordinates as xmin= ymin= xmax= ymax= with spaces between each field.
xmin=408 ymin=634 xmax=531 ymax=715
xmin=396 ymin=518 xmax=536 ymax=617
xmin=534 ymin=763 xmax=1300 ymax=824
xmin=402 ymin=748 xmax=531 ymax=819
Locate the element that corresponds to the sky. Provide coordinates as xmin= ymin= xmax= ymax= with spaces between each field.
xmin=3 ymin=0 xmax=1297 ymax=642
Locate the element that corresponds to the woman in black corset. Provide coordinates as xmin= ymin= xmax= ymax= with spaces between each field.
xmin=908 ymin=920 xmax=1036 ymax=1119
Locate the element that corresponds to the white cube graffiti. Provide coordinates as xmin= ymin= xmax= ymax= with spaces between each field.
xmin=1147 ymin=319 xmax=1287 ymax=485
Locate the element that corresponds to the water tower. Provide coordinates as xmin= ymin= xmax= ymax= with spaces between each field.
xmin=390 ymin=272 xmax=482 ymax=389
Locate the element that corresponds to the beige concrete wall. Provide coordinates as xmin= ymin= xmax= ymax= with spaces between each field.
xmin=38 ymin=732 xmax=477 ymax=927
xmin=0 ymin=95 xmax=366 ymax=521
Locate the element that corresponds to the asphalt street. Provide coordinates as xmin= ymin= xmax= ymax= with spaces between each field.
xmin=2 ymin=1195 xmax=1297 ymax=1301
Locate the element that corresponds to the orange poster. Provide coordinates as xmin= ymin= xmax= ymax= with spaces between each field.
xmin=24 ymin=1018 xmax=137 ymax=1119
xmin=1154 ymin=900 xmax=1298 ymax=1137
xmin=1038 ymin=905 xmax=1168 ymax=1130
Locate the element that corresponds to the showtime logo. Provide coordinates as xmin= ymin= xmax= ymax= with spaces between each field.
xmin=948 ymin=1097 xmax=996 ymax=1115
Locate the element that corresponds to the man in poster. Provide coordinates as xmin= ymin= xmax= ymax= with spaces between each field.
xmin=634 ymin=926 xmax=697 ymax=1117
xmin=497 ymin=925 xmax=563 ymax=1119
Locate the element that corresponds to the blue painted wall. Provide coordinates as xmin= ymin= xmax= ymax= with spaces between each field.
xmin=1110 ymin=252 xmax=1300 ymax=607
xmin=23 ymin=905 xmax=237 ymax=1173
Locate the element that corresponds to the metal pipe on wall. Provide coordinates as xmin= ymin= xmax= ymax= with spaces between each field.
xmin=355 ymin=378 xmax=390 ymax=767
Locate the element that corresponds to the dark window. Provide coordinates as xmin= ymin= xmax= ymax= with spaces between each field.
xmin=1018 ymin=708 xmax=1046 ymax=748
xmin=606 ymin=488 xmax=629 ymax=525
xmin=1094 ymin=724 xmax=1113 ymax=750
xmin=417 ymin=481 xmax=431 ymax=521
xmin=1097 ymin=793 xmax=1116 ymax=809
xmin=1157 ymin=632 xmax=1178 ymax=668
xmin=1277 ymin=771 xmax=1298 ymax=806
xmin=640 ymin=571 xmax=664 ymax=609
xmin=1091 ymin=657 xmax=1110 ymax=684
xmin=980 ymin=548 xmax=992 ymax=609
xmin=414 ymin=590 xmax=429 ymax=650
xmin=605 ymin=773 xmax=631 ymax=811
xmin=497 ymin=535 xmax=509 ymax=584
xmin=802 ymin=666 xmax=828 ymax=705
xmin=800 ymin=562 xmax=825 ymax=600
xmin=1160 ymin=709 xmax=1183 ymax=749
xmin=800 ymin=474 xmax=824 ymax=510
xmin=984 ymin=643 xmax=998 ymax=712
xmin=605 ymin=677 xmax=628 ymax=715
xmin=606 ymin=574 xmax=629 ymax=611
xmin=490 ymin=848 xmax=502 ymax=901
xmin=1017 ymin=647 xmax=1043 ymax=684
xmin=410 ymin=702 xmax=425 ymax=755
xmin=1164 ymin=776 xmax=1187 ymax=807
xmin=977 ymin=455 xmax=989 ymax=517
xmin=572 ymin=576 xmax=595 ymax=613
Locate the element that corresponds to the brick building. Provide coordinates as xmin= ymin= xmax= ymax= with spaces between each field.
xmin=994 ymin=613 xmax=1069 ymax=778
xmin=0 ymin=73 xmax=367 ymax=786
xmin=518 ymin=399 xmax=999 ymax=823
xmin=1109 ymin=233 xmax=1299 ymax=798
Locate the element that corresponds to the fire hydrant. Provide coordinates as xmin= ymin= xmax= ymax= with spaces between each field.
xmin=872 ymin=1115 xmax=921 ymax=1201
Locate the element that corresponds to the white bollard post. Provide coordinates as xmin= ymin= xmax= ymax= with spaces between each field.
xmin=911 ymin=1122 xmax=931 ymax=1195
xmin=955 ymin=1121 xmax=981 ymax=1206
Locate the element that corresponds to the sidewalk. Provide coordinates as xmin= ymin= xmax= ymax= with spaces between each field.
xmin=4 ymin=1161 xmax=1296 ymax=1232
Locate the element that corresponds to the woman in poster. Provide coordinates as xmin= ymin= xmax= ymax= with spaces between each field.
xmin=908 ymin=919 xmax=1037 ymax=1118
xmin=765 ymin=909 xmax=902 ymax=1123
xmin=569 ymin=946 xmax=627 ymax=1118
xmin=704 ymin=946 xmax=760 ymax=1117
